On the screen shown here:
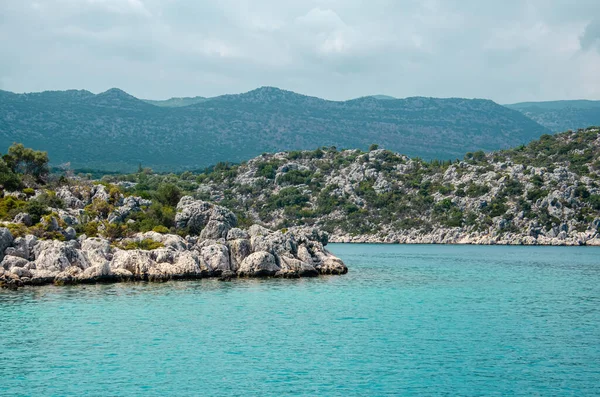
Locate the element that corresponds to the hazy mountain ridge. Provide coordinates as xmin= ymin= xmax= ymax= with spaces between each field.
xmin=0 ymin=86 xmax=550 ymax=171
xmin=507 ymin=100 xmax=600 ymax=132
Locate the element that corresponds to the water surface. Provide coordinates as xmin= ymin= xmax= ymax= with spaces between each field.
xmin=1 ymin=244 xmax=599 ymax=396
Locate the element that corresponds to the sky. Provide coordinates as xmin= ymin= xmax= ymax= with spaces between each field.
xmin=1 ymin=0 xmax=599 ymax=103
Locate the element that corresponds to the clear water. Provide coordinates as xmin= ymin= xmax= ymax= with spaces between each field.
xmin=1 ymin=244 xmax=599 ymax=396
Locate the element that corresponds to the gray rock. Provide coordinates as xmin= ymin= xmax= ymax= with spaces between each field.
xmin=111 ymin=250 xmax=156 ymax=276
xmin=200 ymin=244 xmax=231 ymax=273
xmin=237 ymin=251 xmax=280 ymax=277
xmin=199 ymin=220 xmax=231 ymax=240
xmin=175 ymin=196 xmax=237 ymax=235
xmin=227 ymin=228 xmax=250 ymax=240
xmin=63 ymin=227 xmax=77 ymax=241
xmin=13 ymin=213 xmax=33 ymax=226
xmin=41 ymin=216 xmax=60 ymax=232
xmin=34 ymin=240 xmax=90 ymax=273
xmin=2 ymin=255 xmax=29 ymax=270
xmin=228 ymin=239 xmax=251 ymax=271
xmin=0 ymin=228 xmax=14 ymax=262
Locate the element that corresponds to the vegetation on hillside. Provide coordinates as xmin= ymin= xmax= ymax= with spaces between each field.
xmin=1 ymin=127 xmax=599 ymax=244
xmin=0 ymin=86 xmax=549 ymax=171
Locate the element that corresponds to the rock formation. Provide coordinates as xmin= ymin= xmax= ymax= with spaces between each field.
xmin=0 ymin=198 xmax=347 ymax=289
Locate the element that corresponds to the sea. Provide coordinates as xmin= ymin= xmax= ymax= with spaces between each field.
xmin=1 ymin=244 xmax=599 ymax=396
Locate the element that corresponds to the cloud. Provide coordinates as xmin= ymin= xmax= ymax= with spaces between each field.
xmin=580 ymin=19 xmax=600 ymax=51
xmin=0 ymin=0 xmax=599 ymax=102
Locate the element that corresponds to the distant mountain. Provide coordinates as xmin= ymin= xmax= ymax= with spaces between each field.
xmin=143 ymin=96 xmax=208 ymax=107
xmin=369 ymin=95 xmax=396 ymax=100
xmin=506 ymin=100 xmax=600 ymax=132
xmin=0 ymin=86 xmax=550 ymax=171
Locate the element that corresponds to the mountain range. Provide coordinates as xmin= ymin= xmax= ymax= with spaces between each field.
xmin=0 ymin=86 xmax=593 ymax=172
xmin=506 ymin=100 xmax=600 ymax=132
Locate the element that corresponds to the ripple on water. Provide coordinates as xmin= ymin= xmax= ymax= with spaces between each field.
xmin=1 ymin=244 xmax=600 ymax=396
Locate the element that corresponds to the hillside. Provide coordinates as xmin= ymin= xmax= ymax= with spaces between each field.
xmin=101 ymin=127 xmax=600 ymax=245
xmin=507 ymin=100 xmax=600 ymax=132
xmin=0 ymin=87 xmax=549 ymax=171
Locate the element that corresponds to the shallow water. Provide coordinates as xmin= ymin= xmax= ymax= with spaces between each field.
xmin=1 ymin=244 xmax=599 ymax=396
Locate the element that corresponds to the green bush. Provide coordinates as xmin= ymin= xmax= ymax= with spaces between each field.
xmin=466 ymin=183 xmax=490 ymax=197
xmin=121 ymin=238 xmax=164 ymax=251
xmin=152 ymin=225 xmax=170 ymax=234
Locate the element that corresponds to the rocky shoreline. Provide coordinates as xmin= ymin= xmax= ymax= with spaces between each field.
xmin=329 ymin=229 xmax=600 ymax=246
xmin=0 ymin=195 xmax=347 ymax=290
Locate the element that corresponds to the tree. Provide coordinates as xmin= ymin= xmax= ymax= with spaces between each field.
xmin=155 ymin=183 xmax=182 ymax=207
xmin=0 ymin=158 xmax=21 ymax=191
xmin=2 ymin=143 xmax=49 ymax=183
xmin=369 ymin=144 xmax=379 ymax=151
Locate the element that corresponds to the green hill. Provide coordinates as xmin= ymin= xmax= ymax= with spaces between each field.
xmin=507 ymin=100 xmax=600 ymax=132
xmin=0 ymin=86 xmax=550 ymax=171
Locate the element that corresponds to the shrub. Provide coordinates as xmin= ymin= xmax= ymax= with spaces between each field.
xmin=155 ymin=183 xmax=182 ymax=206
xmin=121 ymin=238 xmax=164 ymax=251
xmin=466 ymin=184 xmax=490 ymax=198
xmin=152 ymin=225 xmax=170 ymax=234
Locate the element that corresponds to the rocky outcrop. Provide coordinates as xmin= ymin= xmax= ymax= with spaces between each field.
xmin=175 ymin=196 xmax=238 ymax=237
xmin=0 ymin=215 xmax=347 ymax=289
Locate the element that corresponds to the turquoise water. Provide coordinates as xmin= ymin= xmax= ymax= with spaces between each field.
xmin=1 ymin=244 xmax=600 ymax=396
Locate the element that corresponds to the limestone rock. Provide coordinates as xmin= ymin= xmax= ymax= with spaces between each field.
xmin=0 ymin=227 xmax=14 ymax=262
xmin=228 ymin=239 xmax=251 ymax=271
xmin=238 ymin=251 xmax=280 ymax=277
xmin=1 ymin=255 xmax=29 ymax=270
xmin=200 ymin=244 xmax=231 ymax=273
xmin=13 ymin=212 xmax=33 ymax=226
xmin=175 ymin=196 xmax=237 ymax=235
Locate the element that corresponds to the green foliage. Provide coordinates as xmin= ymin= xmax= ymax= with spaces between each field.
xmin=120 ymin=238 xmax=164 ymax=251
xmin=586 ymin=195 xmax=600 ymax=210
xmin=526 ymin=189 xmax=548 ymax=202
xmin=277 ymin=170 xmax=312 ymax=186
xmin=155 ymin=183 xmax=182 ymax=206
xmin=0 ymin=158 xmax=21 ymax=191
xmin=0 ymin=196 xmax=27 ymax=221
xmin=369 ymin=144 xmax=379 ymax=151
xmin=2 ymin=143 xmax=49 ymax=183
xmin=267 ymin=187 xmax=309 ymax=209
xmin=0 ymin=89 xmax=549 ymax=171
xmin=466 ymin=183 xmax=490 ymax=198
xmin=256 ymin=161 xmax=281 ymax=179
xmin=127 ymin=203 xmax=176 ymax=233
xmin=152 ymin=225 xmax=170 ymax=234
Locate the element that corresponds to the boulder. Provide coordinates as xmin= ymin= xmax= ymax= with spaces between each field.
xmin=228 ymin=239 xmax=251 ymax=271
xmin=314 ymin=251 xmax=348 ymax=275
xmin=237 ymin=251 xmax=280 ymax=277
xmin=176 ymin=197 xmax=237 ymax=235
xmin=277 ymin=255 xmax=318 ymax=277
xmin=199 ymin=220 xmax=231 ymax=240
xmin=1 ymin=255 xmax=29 ymax=270
xmin=4 ymin=235 xmax=38 ymax=261
xmin=81 ymin=238 xmax=113 ymax=268
xmin=226 ymin=228 xmax=250 ymax=240
xmin=110 ymin=250 xmax=156 ymax=276
xmin=0 ymin=227 xmax=14 ymax=262
xmin=63 ymin=227 xmax=77 ymax=241
xmin=34 ymin=240 xmax=90 ymax=273
xmin=200 ymin=244 xmax=231 ymax=273
xmin=13 ymin=213 xmax=33 ymax=226
xmin=136 ymin=232 xmax=188 ymax=251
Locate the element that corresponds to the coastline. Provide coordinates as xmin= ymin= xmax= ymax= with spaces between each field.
xmin=329 ymin=230 xmax=600 ymax=246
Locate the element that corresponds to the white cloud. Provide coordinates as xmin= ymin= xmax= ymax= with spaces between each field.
xmin=0 ymin=0 xmax=599 ymax=102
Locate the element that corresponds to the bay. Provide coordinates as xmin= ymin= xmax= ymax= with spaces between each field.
xmin=1 ymin=244 xmax=599 ymax=396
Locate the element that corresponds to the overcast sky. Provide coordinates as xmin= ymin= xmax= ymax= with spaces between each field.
xmin=1 ymin=0 xmax=599 ymax=103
